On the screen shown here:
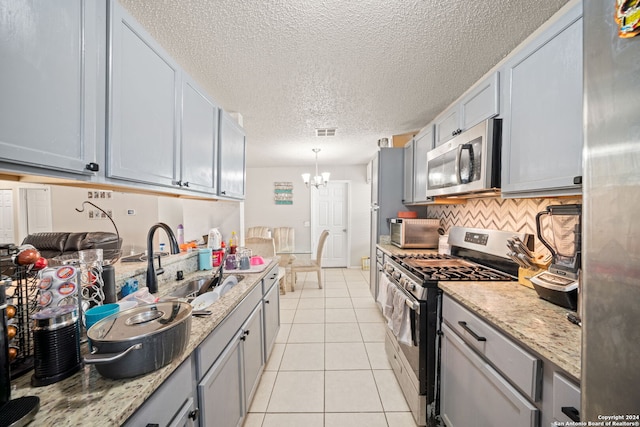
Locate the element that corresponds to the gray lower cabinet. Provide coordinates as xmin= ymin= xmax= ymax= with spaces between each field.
xmin=440 ymin=322 xmax=538 ymax=427
xmin=242 ymin=303 xmax=265 ymax=406
xmin=124 ymin=356 xmax=197 ymax=427
xmin=180 ymin=75 xmax=219 ymax=194
xmin=0 ymin=0 xmax=103 ymax=176
xmin=198 ymin=330 xmax=245 ymax=427
xmin=500 ymin=2 xmax=583 ymax=198
xmin=197 ymin=302 xmax=264 ymax=427
xmin=434 ymin=72 xmax=499 ymax=147
xmin=263 ymin=266 xmax=281 ymax=359
xmin=218 ymin=111 xmax=246 ymax=199
xmin=107 ymin=0 xmax=180 ymax=188
xmin=552 ymin=373 xmax=581 ymax=424
xmin=441 ymin=294 xmax=540 ymax=427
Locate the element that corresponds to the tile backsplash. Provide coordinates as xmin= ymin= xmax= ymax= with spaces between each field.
xmin=427 ymin=197 xmax=582 ymax=253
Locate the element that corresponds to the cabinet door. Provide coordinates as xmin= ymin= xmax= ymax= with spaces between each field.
xmin=263 ymin=281 xmax=281 ymax=358
xmin=168 ymin=397 xmax=197 ymax=427
xmin=218 ymin=111 xmax=246 ymax=199
xmin=553 ymin=373 xmax=581 ymax=423
xmin=460 ymin=72 xmax=499 ymax=130
xmin=198 ymin=331 xmax=244 ymax=427
xmin=0 ymin=0 xmax=99 ymax=175
xmin=440 ymin=323 xmax=538 ymax=427
xmin=434 ymin=107 xmax=460 ymax=147
xmin=501 ymin=3 xmax=583 ymax=197
xmin=181 ymin=75 xmax=218 ymax=194
xmin=108 ymin=0 xmax=180 ymax=187
xmin=402 ymin=141 xmax=414 ymax=204
xmin=242 ymin=304 xmax=265 ymax=406
xmin=124 ymin=357 xmax=194 ymax=427
xmin=412 ymin=127 xmax=433 ymax=203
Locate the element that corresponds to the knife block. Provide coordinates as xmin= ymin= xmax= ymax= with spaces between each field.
xmin=518 ymin=267 xmax=540 ymax=289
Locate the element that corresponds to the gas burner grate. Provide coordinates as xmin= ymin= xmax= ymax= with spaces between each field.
xmin=416 ymin=265 xmax=514 ymax=282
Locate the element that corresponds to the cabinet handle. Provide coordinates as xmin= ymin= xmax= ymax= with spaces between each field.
xmin=146 ymin=424 xmax=160 ymax=427
xmin=265 ymin=300 xmax=270 ymax=304
xmin=573 ymin=176 xmax=582 ymax=185
xmin=85 ymin=162 xmax=99 ymax=172
xmin=561 ymin=406 xmax=580 ymax=422
xmin=188 ymin=408 xmax=200 ymax=421
xmin=458 ymin=321 xmax=486 ymax=342
xmin=182 ymin=181 xmax=189 ymax=187
xmin=244 ymin=330 xmax=250 ymax=336
xmin=221 ymin=190 xmax=227 ymax=195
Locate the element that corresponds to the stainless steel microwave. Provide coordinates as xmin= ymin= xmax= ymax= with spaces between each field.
xmin=426 ymin=118 xmax=502 ymax=198
xmin=390 ymin=218 xmax=440 ymax=249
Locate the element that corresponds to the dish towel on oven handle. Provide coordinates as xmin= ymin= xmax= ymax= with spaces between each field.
xmin=387 ymin=288 xmax=415 ymax=347
xmin=378 ymin=273 xmax=393 ymax=320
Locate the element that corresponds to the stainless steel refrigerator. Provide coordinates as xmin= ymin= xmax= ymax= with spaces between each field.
xmin=369 ymin=148 xmax=405 ymax=299
xmin=583 ymin=0 xmax=640 ymax=418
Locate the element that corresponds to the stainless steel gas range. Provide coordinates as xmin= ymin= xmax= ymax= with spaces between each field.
xmin=381 ymin=226 xmax=533 ymax=427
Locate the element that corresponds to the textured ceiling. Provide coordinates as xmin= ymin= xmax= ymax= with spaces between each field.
xmin=119 ymin=0 xmax=570 ymax=167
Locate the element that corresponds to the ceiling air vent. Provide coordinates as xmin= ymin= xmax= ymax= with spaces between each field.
xmin=315 ymin=128 xmax=336 ymax=137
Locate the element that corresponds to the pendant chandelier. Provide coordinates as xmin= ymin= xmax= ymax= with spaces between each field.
xmin=302 ymin=148 xmax=330 ymax=189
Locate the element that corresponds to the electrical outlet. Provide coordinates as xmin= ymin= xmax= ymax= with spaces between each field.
xmin=127 ymin=209 xmax=136 ymax=216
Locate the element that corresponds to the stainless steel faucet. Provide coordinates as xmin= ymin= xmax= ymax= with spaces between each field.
xmin=146 ymin=223 xmax=180 ymax=293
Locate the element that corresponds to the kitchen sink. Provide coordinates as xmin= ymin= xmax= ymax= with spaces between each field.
xmin=168 ymin=274 xmax=244 ymax=300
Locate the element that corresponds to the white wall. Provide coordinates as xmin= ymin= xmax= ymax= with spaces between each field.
xmin=245 ymin=164 xmax=371 ymax=267
xmin=45 ymin=185 xmax=241 ymax=253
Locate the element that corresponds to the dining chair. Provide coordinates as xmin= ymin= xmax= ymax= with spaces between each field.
xmin=246 ymin=226 xmax=271 ymax=239
xmin=289 ymin=230 xmax=330 ymax=291
xmin=272 ymin=227 xmax=295 ymax=252
xmin=244 ymin=237 xmax=287 ymax=294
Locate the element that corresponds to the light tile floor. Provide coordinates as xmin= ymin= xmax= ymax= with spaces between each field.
xmin=243 ymin=268 xmax=419 ymax=427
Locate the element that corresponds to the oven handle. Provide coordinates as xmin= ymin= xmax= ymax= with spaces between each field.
xmin=384 ymin=273 xmax=421 ymax=315
xmin=405 ymin=298 xmax=419 ymax=312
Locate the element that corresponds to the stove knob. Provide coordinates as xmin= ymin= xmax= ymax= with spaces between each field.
xmin=393 ymin=271 xmax=401 ymax=281
xmin=399 ymin=277 xmax=407 ymax=287
xmin=410 ymin=284 xmax=417 ymax=291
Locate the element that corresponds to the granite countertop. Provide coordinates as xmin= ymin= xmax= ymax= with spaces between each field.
xmin=10 ymin=259 xmax=278 ymax=426
xmin=439 ymin=281 xmax=581 ymax=382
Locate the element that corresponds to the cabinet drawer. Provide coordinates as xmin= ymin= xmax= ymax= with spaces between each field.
xmin=443 ymin=295 xmax=541 ymax=401
xmin=262 ymin=264 xmax=279 ymax=295
xmin=124 ymin=356 xmax=194 ymax=426
xmin=553 ymin=372 xmax=581 ymax=422
xmin=196 ymin=283 xmax=262 ymax=378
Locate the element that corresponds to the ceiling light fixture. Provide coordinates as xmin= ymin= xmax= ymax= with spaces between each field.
xmin=302 ymin=148 xmax=330 ymax=189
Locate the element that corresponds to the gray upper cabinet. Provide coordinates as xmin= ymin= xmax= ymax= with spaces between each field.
xmin=218 ymin=111 xmax=246 ymax=199
xmin=107 ymin=0 xmax=180 ymax=188
xmin=0 ymin=0 xmax=102 ymax=176
xmin=434 ymin=72 xmax=500 ymax=147
xmin=501 ymin=2 xmax=583 ymax=198
xmin=402 ymin=140 xmax=415 ymax=204
xmin=181 ymin=76 xmax=219 ymax=194
xmin=412 ymin=126 xmax=434 ymax=203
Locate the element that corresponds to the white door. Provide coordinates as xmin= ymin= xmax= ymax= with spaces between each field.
xmin=311 ymin=181 xmax=349 ymax=267
xmin=23 ymin=188 xmax=53 ymax=237
xmin=0 ymin=190 xmax=15 ymax=244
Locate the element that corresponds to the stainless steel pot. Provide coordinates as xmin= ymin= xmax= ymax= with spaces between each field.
xmin=84 ymin=301 xmax=192 ymax=379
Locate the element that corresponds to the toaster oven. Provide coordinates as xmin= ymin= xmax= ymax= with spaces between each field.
xmin=390 ymin=218 xmax=440 ymax=249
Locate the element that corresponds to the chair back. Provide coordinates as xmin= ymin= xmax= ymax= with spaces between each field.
xmin=245 ymin=237 xmax=276 ymax=258
xmin=273 ymin=227 xmax=295 ymax=252
xmin=315 ymin=230 xmax=330 ymax=266
xmin=247 ymin=226 xmax=270 ymax=239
